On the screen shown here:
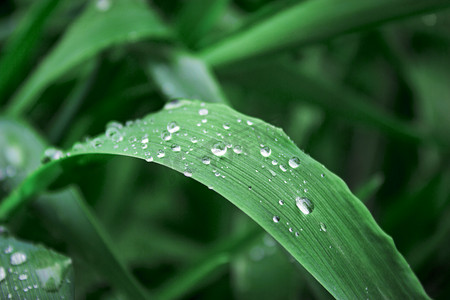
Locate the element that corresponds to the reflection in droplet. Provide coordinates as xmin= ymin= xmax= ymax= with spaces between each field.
xmin=211 ymin=142 xmax=227 ymax=156
xmin=295 ymin=197 xmax=314 ymax=215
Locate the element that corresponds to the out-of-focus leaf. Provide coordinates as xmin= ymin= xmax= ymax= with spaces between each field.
xmin=0 ymin=0 xmax=60 ymax=104
xmin=6 ymin=0 xmax=172 ymax=116
xmin=199 ymin=0 xmax=450 ymax=66
xmin=0 ymin=99 xmax=430 ymax=299
xmin=145 ymin=47 xmax=229 ymax=104
xmin=0 ymin=117 xmax=149 ymax=299
xmin=0 ymin=232 xmax=74 ymax=299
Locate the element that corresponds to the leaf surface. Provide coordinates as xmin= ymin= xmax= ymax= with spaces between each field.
xmin=0 ymin=100 xmax=429 ymax=299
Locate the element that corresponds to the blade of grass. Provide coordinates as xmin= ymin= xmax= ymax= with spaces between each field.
xmin=199 ymin=0 xmax=450 ymax=67
xmin=5 ymin=0 xmax=172 ymax=117
xmin=0 ymin=99 xmax=429 ymax=299
xmin=0 ymin=233 xmax=74 ymax=299
xmin=0 ymin=0 xmax=61 ymax=104
xmin=221 ymin=62 xmax=433 ymax=145
xmin=142 ymin=46 xmax=229 ymax=104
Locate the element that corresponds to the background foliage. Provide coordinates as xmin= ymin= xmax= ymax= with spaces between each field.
xmin=0 ymin=0 xmax=449 ymax=299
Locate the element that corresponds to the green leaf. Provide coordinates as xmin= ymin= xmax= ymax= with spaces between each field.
xmin=6 ymin=0 xmax=171 ymax=117
xmin=0 ymin=232 xmax=74 ymax=299
xmin=0 ymin=99 xmax=429 ymax=299
xmin=145 ymin=48 xmax=229 ymax=104
xmin=199 ymin=0 xmax=450 ymax=66
xmin=0 ymin=0 xmax=60 ymax=104
xmin=0 ymin=117 xmax=149 ymax=299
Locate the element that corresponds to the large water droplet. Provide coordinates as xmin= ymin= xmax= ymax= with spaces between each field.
xmin=167 ymin=121 xmax=180 ymax=133
xmin=36 ymin=259 xmax=71 ymax=292
xmin=157 ymin=150 xmax=165 ymax=158
xmin=288 ymin=157 xmax=300 ymax=168
xmin=211 ymin=142 xmax=227 ymax=156
xmin=295 ymin=197 xmax=314 ymax=215
xmin=183 ymin=169 xmax=193 ymax=177
xmin=260 ymin=146 xmax=271 ymax=157
xmin=105 ymin=122 xmax=123 ymax=142
xmin=91 ymin=138 xmax=103 ymax=149
xmin=10 ymin=252 xmax=27 ymax=265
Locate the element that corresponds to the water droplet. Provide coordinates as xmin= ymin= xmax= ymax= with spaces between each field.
xmin=223 ymin=122 xmax=230 ymax=130
xmin=260 ymin=146 xmax=271 ymax=157
xmin=171 ymin=144 xmax=181 ymax=152
xmin=10 ymin=252 xmax=27 ymax=265
xmin=199 ymin=108 xmax=209 ymax=116
xmin=141 ymin=136 xmax=149 ymax=144
xmin=36 ymin=258 xmax=71 ymax=292
xmin=183 ymin=169 xmax=193 ymax=177
xmin=4 ymin=245 xmax=13 ymax=254
xmin=233 ymin=145 xmax=243 ymax=154
xmin=42 ymin=148 xmax=64 ymax=163
xmin=190 ymin=137 xmax=198 ymax=143
xmin=279 ymin=164 xmax=287 ymax=172
xmin=161 ymin=130 xmax=172 ymax=141
xmin=273 ymin=216 xmax=280 ymax=223
xmin=321 ymin=173 xmax=325 ymax=178
xmin=19 ymin=274 xmax=27 ymax=281
xmin=167 ymin=121 xmax=180 ymax=133
xmin=278 ymin=200 xmax=284 ymax=205
xmin=246 ymin=120 xmax=253 ymax=125
xmin=105 ymin=122 xmax=123 ymax=142
xmin=202 ymin=157 xmax=211 ymax=165
xmin=320 ymin=222 xmax=327 ymax=232
xmin=157 ymin=150 xmax=165 ymax=158
xmin=271 ymin=159 xmax=278 ymax=165
xmin=96 ymin=0 xmax=111 ymax=11
xmin=144 ymin=151 xmax=153 ymax=162
xmin=295 ymin=197 xmax=314 ymax=215
xmin=0 ymin=267 xmax=6 ymax=282
xmin=91 ymin=138 xmax=103 ymax=149
xmin=211 ymin=142 xmax=227 ymax=156
xmin=288 ymin=157 xmax=300 ymax=168
xmin=248 ymin=186 xmax=252 ymax=190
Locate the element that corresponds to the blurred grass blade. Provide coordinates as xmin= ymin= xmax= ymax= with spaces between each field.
xmin=222 ymin=62 xmax=429 ymax=145
xmin=145 ymin=47 xmax=229 ymax=104
xmin=176 ymin=0 xmax=230 ymax=47
xmin=0 ymin=100 xmax=429 ymax=299
xmin=0 ymin=0 xmax=60 ymax=104
xmin=6 ymin=0 xmax=171 ymax=117
xmin=0 ymin=233 xmax=74 ymax=299
xmin=199 ymin=0 xmax=450 ymax=66
xmin=0 ymin=117 xmax=149 ymax=299
xmin=35 ymin=188 xmax=150 ymax=300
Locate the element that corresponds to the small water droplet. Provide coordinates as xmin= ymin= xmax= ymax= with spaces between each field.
xmin=295 ymin=197 xmax=314 ymax=215
xmin=321 ymin=173 xmax=325 ymax=178
xmin=42 ymin=148 xmax=64 ymax=163
xmin=246 ymin=120 xmax=253 ymax=125
xmin=4 ymin=245 xmax=13 ymax=254
xmin=105 ymin=126 xmax=123 ymax=143
xmin=273 ymin=216 xmax=280 ymax=223
xmin=233 ymin=145 xmax=243 ymax=154
xmin=278 ymin=200 xmax=284 ymax=205
xmin=10 ymin=252 xmax=27 ymax=265
xmin=167 ymin=121 xmax=180 ymax=133
xmin=19 ymin=274 xmax=27 ymax=281
xmin=288 ymin=157 xmax=300 ymax=168
xmin=157 ymin=150 xmax=165 ymax=158
xmin=279 ymin=164 xmax=287 ymax=172
xmin=199 ymin=108 xmax=209 ymax=116
xmin=248 ymin=186 xmax=252 ymax=190
xmin=190 ymin=137 xmax=198 ymax=143
xmin=141 ymin=136 xmax=149 ymax=144
xmin=183 ymin=169 xmax=193 ymax=177
xmin=171 ymin=144 xmax=181 ymax=152
xmin=96 ymin=0 xmax=111 ymax=11
xmin=144 ymin=151 xmax=153 ymax=162
xmin=91 ymin=138 xmax=103 ymax=149
xmin=222 ymin=122 xmax=230 ymax=130
xmin=211 ymin=142 xmax=227 ymax=156
xmin=202 ymin=157 xmax=211 ymax=165
xmin=260 ymin=146 xmax=271 ymax=157
xmin=320 ymin=222 xmax=327 ymax=232
xmin=161 ymin=130 xmax=172 ymax=141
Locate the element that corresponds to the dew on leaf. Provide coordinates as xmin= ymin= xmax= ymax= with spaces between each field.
xmin=161 ymin=130 xmax=172 ymax=141
xmin=157 ymin=150 xmax=165 ymax=158
xmin=320 ymin=222 xmax=327 ymax=232
xmin=41 ymin=148 xmax=64 ymax=163
xmin=211 ymin=141 xmax=227 ymax=156
xmin=223 ymin=122 xmax=230 ymax=130
xmin=233 ymin=145 xmax=242 ymax=154
xmin=0 ymin=267 xmax=6 ymax=282
xmin=273 ymin=216 xmax=280 ymax=223
xmin=279 ymin=164 xmax=287 ymax=172
xmin=198 ymin=108 xmax=209 ymax=116
xmin=202 ymin=157 xmax=211 ymax=165
xmin=167 ymin=121 xmax=180 ymax=133
xmin=10 ymin=252 xmax=27 ymax=265
xmin=289 ymin=157 xmax=301 ymax=168
xmin=18 ymin=274 xmax=27 ymax=281
xmin=260 ymin=146 xmax=271 ymax=157
xmin=295 ymin=197 xmax=314 ymax=215
xmin=171 ymin=144 xmax=181 ymax=152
